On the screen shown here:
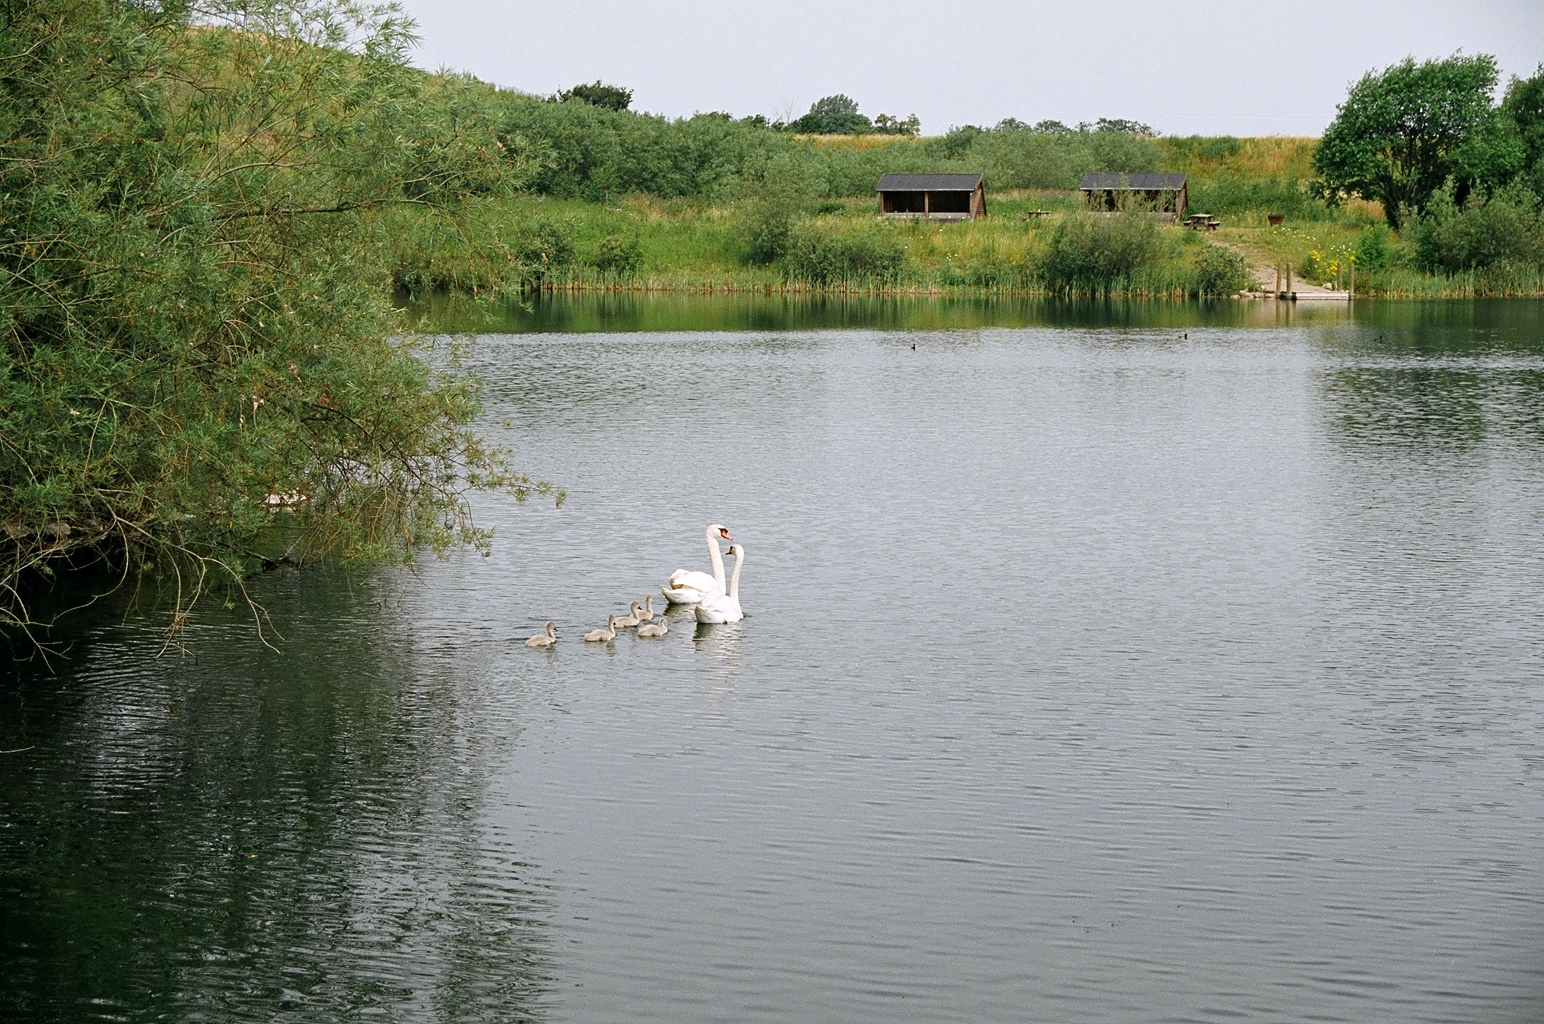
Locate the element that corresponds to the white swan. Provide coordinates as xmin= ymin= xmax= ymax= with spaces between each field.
xmin=584 ymin=615 xmax=618 ymax=643
xmin=661 ymin=524 xmax=732 ymax=605
xmin=695 ymin=543 xmax=744 ymax=623
xmin=524 ymin=621 xmax=556 ymax=648
xmin=636 ymin=616 xmax=669 ymax=638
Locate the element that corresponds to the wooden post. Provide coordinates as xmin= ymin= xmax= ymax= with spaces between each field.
xmin=924 ymin=192 xmax=930 ymax=217
xmin=1286 ymin=263 xmax=1293 ymax=298
xmin=1275 ymin=266 xmax=1281 ymax=298
xmin=1349 ymin=259 xmax=1355 ymax=300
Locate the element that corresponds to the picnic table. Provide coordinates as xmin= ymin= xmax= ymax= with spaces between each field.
xmin=1184 ymin=213 xmax=1220 ymax=231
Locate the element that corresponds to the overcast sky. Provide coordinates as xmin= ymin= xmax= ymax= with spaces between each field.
xmin=395 ymin=1 xmax=1543 ymax=136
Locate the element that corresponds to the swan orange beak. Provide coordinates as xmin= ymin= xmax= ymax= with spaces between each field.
xmin=719 ymin=529 xmax=732 ymax=540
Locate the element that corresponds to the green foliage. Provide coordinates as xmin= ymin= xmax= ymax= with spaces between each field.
xmin=738 ymin=153 xmax=822 ymax=265
xmin=1354 ymin=224 xmax=1394 ymax=271
xmin=781 ymin=223 xmax=906 ymax=284
xmin=498 ymin=99 xmax=786 ymax=202
xmin=1409 ymin=184 xmax=1544 ymax=273
xmin=1314 ymin=53 xmax=1523 ymax=227
xmin=0 ymin=0 xmax=547 ymax=637
xmin=511 ymin=220 xmax=578 ymax=285
xmin=792 ymin=94 xmax=872 ymax=135
xmin=957 ymin=127 xmax=1164 ymax=189
xmin=936 ymin=125 xmax=987 ymax=159
xmin=1038 ymin=216 xmax=1161 ymax=291
xmin=1163 ymin=136 xmax=1243 ymax=163
xmin=1185 ymin=176 xmax=1320 ymax=219
xmin=558 ymin=81 xmax=632 ymax=111
xmin=1194 ymin=245 xmax=1249 ymax=296
xmin=1089 ymin=118 xmax=1155 ymax=136
xmin=1502 ymin=65 xmax=1544 ymax=194
xmin=873 ymin=113 xmax=921 ymax=137
xmin=591 ymin=234 xmax=643 ymax=275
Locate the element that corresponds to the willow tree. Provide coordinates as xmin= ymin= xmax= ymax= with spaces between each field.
xmin=0 ymin=0 xmax=546 ymax=640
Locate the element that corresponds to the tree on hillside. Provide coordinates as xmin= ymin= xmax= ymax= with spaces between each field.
xmin=792 ymin=95 xmax=871 ymax=135
xmin=1313 ymin=54 xmax=1523 ymax=228
xmin=559 ymin=81 xmax=633 ymax=111
xmin=1501 ymin=65 xmax=1544 ymax=194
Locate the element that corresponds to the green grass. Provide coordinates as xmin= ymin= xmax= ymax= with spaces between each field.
xmin=380 ymin=187 xmax=1544 ymax=300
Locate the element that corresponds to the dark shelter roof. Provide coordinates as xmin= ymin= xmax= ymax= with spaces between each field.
xmin=1079 ymin=172 xmax=1187 ymax=191
xmin=875 ymin=173 xmax=983 ymax=192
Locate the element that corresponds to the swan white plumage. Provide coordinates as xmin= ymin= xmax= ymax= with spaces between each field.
xmin=584 ymin=615 xmax=618 ymax=643
xmin=636 ymin=616 xmax=668 ymax=638
xmin=524 ymin=621 xmax=556 ymax=648
xmin=661 ymin=524 xmax=732 ymax=605
xmin=695 ymin=543 xmax=744 ymax=623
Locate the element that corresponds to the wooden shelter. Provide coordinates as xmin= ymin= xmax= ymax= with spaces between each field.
xmin=1079 ymin=172 xmax=1188 ymax=219
xmin=876 ymin=173 xmax=986 ymax=220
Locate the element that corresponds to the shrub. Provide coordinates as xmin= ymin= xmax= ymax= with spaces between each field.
xmin=1194 ymin=245 xmax=1249 ymax=296
xmin=743 ymin=213 xmax=791 ymax=265
xmin=1409 ymin=184 xmax=1543 ymax=272
xmin=512 ymin=220 xmax=577 ymax=286
xmin=1185 ymin=175 xmax=1324 ymax=220
xmin=1038 ymin=215 xmax=1160 ymax=290
xmin=1354 ymin=224 xmax=1393 ymax=270
xmin=935 ymin=125 xmax=986 ymax=160
xmin=1298 ymin=250 xmax=1325 ymax=281
xmin=591 ymin=234 xmax=642 ymax=275
xmin=558 ymin=81 xmax=632 ymax=111
xmin=782 ymin=224 xmax=906 ymax=284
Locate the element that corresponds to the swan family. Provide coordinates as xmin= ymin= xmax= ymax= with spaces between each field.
xmin=521 ymin=522 xmax=747 ymax=648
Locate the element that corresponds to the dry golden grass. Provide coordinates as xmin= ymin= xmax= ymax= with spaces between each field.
xmin=1162 ymin=137 xmax=1318 ymax=179
xmin=799 ymin=133 xmax=920 ymax=149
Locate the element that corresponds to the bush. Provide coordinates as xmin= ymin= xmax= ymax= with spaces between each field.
xmin=1194 ymin=245 xmax=1249 ymax=296
xmin=512 ymin=220 xmax=577 ymax=286
xmin=1354 ymin=224 xmax=1393 ymax=270
xmin=1185 ymin=175 xmax=1323 ymax=220
xmin=1409 ymin=184 xmax=1543 ymax=272
xmin=743 ymin=212 xmax=792 ymax=265
xmin=558 ymin=81 xmax=632 ymax=111
xmin=591 ymin=234 xmax=642 ymax=275
xmin=782 ymin=224 xmax=907 ymax=284
xmin=1038 ymin=215 xmax=1160 ymax=290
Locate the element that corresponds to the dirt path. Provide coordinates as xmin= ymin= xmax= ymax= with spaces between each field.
xmin=1219 ymin=238 xmax=1348 ymax=298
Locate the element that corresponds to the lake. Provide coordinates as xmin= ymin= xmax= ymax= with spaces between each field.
xmin=3 ymin=299 xmax=1542 ymax=1022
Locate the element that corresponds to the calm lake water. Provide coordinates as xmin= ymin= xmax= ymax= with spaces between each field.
xmin=4 ymin=299 xmax=1543 ymax=1022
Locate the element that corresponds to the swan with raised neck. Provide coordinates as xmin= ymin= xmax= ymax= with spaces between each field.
xmin=695 ymin=543 xmax=744 ymax=623
xmin=661 ymin=524 xmax=731 ymax=605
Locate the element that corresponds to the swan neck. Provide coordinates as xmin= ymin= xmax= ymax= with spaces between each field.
xmin=706 ymin=528 xmax=726 ymax=589
xmin=727 ymin=550 xmax=743 ymax=599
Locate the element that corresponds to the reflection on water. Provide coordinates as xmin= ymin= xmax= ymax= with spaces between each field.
xmin=5 ymin=298 xmax=1544 ymax=1023
xmin=1 ymin=574 xmax=556 ymax=1022
xmin=408 ymin=289 xmax=1368 ymax=334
